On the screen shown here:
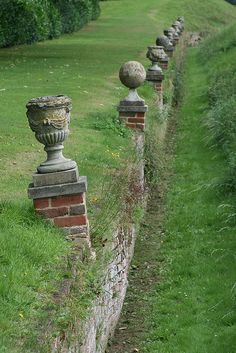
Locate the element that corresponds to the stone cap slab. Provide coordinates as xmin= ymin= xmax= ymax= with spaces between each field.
xmin=28 ymin=176 xmax=87 ymax=199
xmin=146 ymin=71 xmax=164 ymax=82
xmin=32 ymin=167 xmax=79 ymax=187
xmin=117 ymin=100 xmax=148 ymax=113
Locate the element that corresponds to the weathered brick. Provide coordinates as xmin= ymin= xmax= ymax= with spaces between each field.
xmin=127 ymin=117 xmax=145 ymax=124
xmin=126 ymin=123 xmax=136 ymax=129
xmin=62 ymin=225 xmax=88 ymax=235
xmin=34 ymin=198 xmax=49 ymax=209
xmin=54 ymin=215 xmax=87 ymax=227
xmin=136 ymin=112 xmax=145 ymax=118
xmin=37 ymin=207 xmax=68 ymax=219
xmin=136 ymin=123 xmax=145 ymax=131
xmin=51 ymin=194 xmax=84 ymax=207
xmin=70 ymin=204 xmax=86 ymax=216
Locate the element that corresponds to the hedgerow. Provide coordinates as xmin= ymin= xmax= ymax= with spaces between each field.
xmin=0 ymin=0 xmax=100 ymax=48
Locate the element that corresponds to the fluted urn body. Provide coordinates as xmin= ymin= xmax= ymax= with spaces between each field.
xmin=146 ymin=46 xmax=163 ymax=73
xmin=27 ymin=95 xmax=76 ymax=173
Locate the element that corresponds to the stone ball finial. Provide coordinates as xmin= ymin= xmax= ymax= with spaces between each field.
xmin=119 ymin=61 xmax=146 ymax=89
xmin=156 ymin=35 xmax=173 ymax=50
xmin=177 ymin=16 xmax=184 ymax=23
xmin=172 ymin=22 xmax=181 ymax=36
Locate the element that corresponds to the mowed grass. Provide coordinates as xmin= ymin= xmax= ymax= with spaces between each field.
xmin=1 ymin=0 xmax=236 ymax=352
xmin=141 ymin=48 xmax=236 ymax=353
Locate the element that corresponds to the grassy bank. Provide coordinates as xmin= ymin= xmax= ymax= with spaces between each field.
xmin=1 ymin=0 xmax=236 ymax=352
xmin=142 ymin=47 xmax=236 ymax=353
xmin=110 ymin=6 xmax=236 ymax=353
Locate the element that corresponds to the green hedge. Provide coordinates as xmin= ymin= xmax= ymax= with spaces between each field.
xmin=226 ymin=0 xmax=236 ymax=4
xmin=0 ymin=0 xmax=100 ymax=48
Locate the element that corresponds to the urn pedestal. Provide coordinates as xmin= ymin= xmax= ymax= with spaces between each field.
xmin=146 ymin=46 xmax=165 ymax=109
xmin=117 ymin=61 xmax=148 ymax=131
xmin=27 ymin=95 xmax=92 ymax=258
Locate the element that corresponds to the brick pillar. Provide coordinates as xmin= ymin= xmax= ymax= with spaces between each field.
xmin=159 ymin=58 xmax=169 ymax=70
xmin=118 ymin=61 xmax=148 ymax=131
xmin=28 ymin=170 xmax=92 ymax=252
xmin=118 ymin=108 xmax=147 ymax=131
xmin=174 ymin=37 xmax=180 ymax=45
xmin=165 ymin=48 xmax=174 ymax=58
xmin=146 ymin=71 xmax=164 ymax=109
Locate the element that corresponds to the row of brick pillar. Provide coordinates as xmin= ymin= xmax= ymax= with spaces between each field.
xmin=117 ymin=16 xmax=185 ymax=130
xmin=27 ymin=17 xmax=184 ymax=256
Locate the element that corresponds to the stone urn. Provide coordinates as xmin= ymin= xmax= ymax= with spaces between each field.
xmin=26 ymin=95 xmax=76 ymax=174
xmin=146 ymin=46 xmax=163 ymax=74
xmin=119 ymin=61 xmax=146 ymax=102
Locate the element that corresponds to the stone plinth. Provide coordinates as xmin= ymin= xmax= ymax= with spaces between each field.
xmin=159 ymin=57 xmax=169 ymax=70
xmin=27 ymin=95 xmax=92 ymax=256
xmin=146 ymin=71 xmax=164 ymax=109
xmin=165 ymin=48 xmax=174 ymax=58
xmin=118 ymin=61 xmax=148 ymax=131
xmin=28 ymin=170 xmax=91 ymax=249
xmin=118 ymin=100 xmax=148 ymax=131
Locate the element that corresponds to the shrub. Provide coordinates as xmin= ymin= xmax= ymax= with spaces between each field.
xmin=226 ymin=0 xmax=236 ymax=4
xmin=0 ymin=0 xmax=100 ymax=47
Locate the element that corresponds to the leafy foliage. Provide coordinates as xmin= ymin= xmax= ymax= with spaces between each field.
xmin=0 ymin=0 xmax=100 ymax=48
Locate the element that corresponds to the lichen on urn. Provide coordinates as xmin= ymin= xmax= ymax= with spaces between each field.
xmin=27 ymin=95 xmax=76 ymax=173
xmin=146 ymin=46 xmax=163 ymax=73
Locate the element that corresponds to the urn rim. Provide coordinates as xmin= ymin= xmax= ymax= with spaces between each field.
xmin=26 ymin=95 xmax=72 ymax=110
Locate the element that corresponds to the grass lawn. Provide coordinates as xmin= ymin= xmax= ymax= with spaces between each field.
xmin=1 ymin=0 xmax=236 ymax=352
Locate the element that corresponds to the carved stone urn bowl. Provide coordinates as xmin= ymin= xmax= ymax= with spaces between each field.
xmin=146 ymin=46 xmax=163 ymax=73
xmin=27 ymin=95 xmax=76 ymax=173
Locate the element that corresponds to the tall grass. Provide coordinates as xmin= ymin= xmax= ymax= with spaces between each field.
xmin=199 ymin=22 xmax=236 ymax=192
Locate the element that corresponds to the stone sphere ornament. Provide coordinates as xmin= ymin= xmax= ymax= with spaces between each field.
xmin=172 ymin=22 xmax=181 ymax=36
xmin=163 ymin=28 xmax=175 ymax=45
xmin=26 ymin=95 xmax=76 ymax=174
xmin=156 ymin=35 xmax=173 ymax=51
xmin=119 ymin=61 xmax=146 ymax=102
xmin=177 ymin=17 xmax=185 ymax=31
xmin=146 ymin=46 xmax=163 ymax=74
